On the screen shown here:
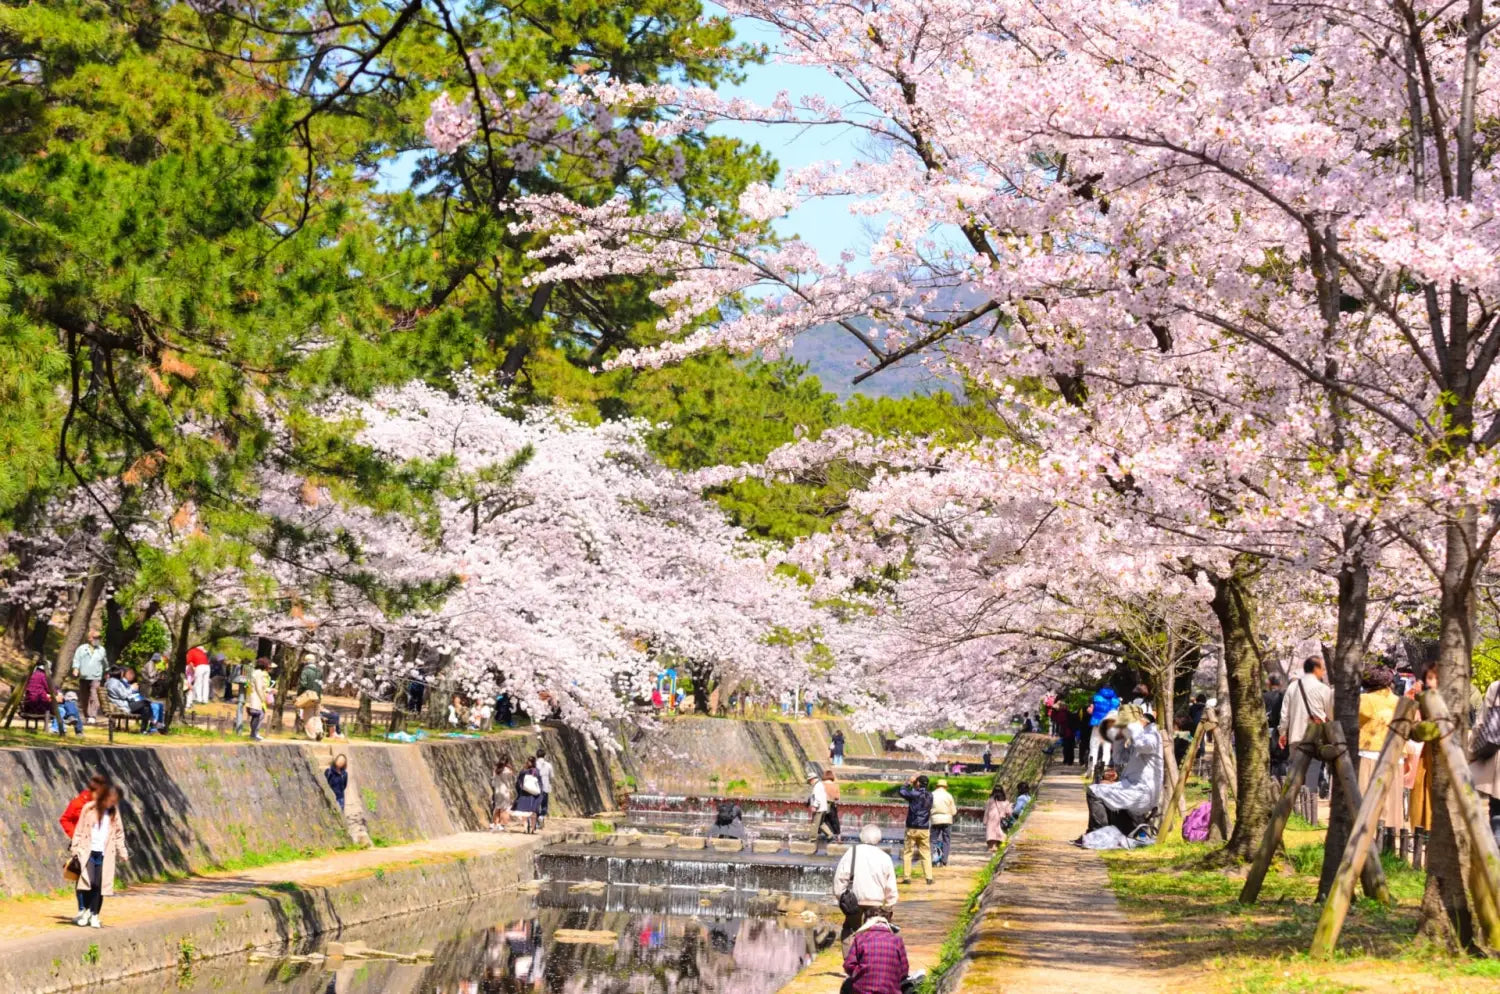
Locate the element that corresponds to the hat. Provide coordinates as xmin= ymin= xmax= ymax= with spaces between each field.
xmin=937 ymin=778 xmax=948 ymax=787
xmin=1115 ymin=704 xmax=1147 ymax=726
xmin=807 ymin=773 xmax=819 ymax=782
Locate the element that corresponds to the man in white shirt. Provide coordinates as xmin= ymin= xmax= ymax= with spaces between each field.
xmin=832 ymin=824 xmax=899 ymax=945
xmin=1280 ymin=657 xmax=1333 ymax=798
xmin=72 ymin=632 xmax=107 ymax=722
xmin=534 ymin=747 xmax=555 ymax=828
xmin=809 ymin=773 xmax=834 ymax=847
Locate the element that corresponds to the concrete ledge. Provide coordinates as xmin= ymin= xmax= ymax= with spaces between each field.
xmin=827 ymin=844 xmax=849 ymax=858
xmin=1 ymin=839 xmax=543 ymax=994
xmin=639 ymin=835 xmax=674 ymax=848
xmin=710 ymin=838 xmax=744 ymax=853
xmin=676 ymin=836 xmax=707 ymax=850
xmin=787 ymin=841 xmax=817 ymax=855
xmin=752 ymin=840 xmax=782 ymax=854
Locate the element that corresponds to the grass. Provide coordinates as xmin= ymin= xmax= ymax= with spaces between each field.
xmin=1100 ymin=794 xmax=1485 ymax=993
xmin=840 ymin=773 xmax=996 ymax=805
xmin=929 ymin=728 xmax=1014 ymax=744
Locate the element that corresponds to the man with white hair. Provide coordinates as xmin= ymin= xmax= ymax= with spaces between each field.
xmin=832 ymin=824 xmax=900 ymax=943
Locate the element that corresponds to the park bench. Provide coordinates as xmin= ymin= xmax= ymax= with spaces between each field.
xmin=103 ymin=702 xmax=148 ymax=743
xmin=19 ymin=705 xmax=54 ymax=734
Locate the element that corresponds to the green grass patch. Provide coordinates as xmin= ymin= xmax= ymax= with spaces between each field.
xmin=840 ymin=773 xmax=996 ymax=805
xmin=929 ymin=728 xmax=1014 ymax=744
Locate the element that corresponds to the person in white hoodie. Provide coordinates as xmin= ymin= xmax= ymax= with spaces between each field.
xmin=809 ymin=773 xmax=834 ymax=847
xmin=832 ymin=824 xmax=899 ymax=944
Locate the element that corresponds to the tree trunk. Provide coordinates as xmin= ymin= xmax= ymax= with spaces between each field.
xmin=1209 ymin=570 xmax=1274 ymax=861
xmin=162 ymin=604 xmax=196 ymax=730
xmin=1418 ymin=516 xmax=1479 ymax=948
xmin=272 ymin=644 xmax=294 ymax=731
xmin=51 ymin=568 xmax=105 ymax=689
xmin=1319 ymin=550 xmax=1371 ymax=900
xmin=1156 ymin=684 xmax=1184 ymax=820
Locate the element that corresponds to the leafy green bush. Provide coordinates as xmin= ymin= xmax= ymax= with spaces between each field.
xmin=119 ymin=618 xmax=169 ymax=671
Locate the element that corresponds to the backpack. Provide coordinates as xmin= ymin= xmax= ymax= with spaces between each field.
xmin=521 ymin=773 xmax=542 ymax=796
xmin=1181 ymin=802 xmax=1212 ymax=843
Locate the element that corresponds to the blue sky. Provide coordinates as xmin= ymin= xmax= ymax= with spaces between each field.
xmin=709 ymin=16 xmax=874 ymax=263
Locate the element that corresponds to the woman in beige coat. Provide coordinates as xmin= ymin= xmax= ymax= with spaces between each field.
xmin=69 ymin=786 xmax=129 ymax=928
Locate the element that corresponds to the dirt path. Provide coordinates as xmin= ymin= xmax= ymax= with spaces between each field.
xmin=950 ymin=769 xmax=1163 ymax=994
xmin=0 ymin=821 xmax=584 ymax=943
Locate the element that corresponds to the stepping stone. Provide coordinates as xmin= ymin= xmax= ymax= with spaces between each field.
xmin=676 ymin=836 xmax=707 ymax=850
xmin=752 ymin=840 xmax=782 ymax=854
xmin=788 ymin=841 xmax=817 ymax=855
xmin=639 ymin=835 xmax=674 ymax=848
xmin=827 ymin=844 xmax=849 ymax=857
xmin=710 ymin=838 xmax=743 ymax=853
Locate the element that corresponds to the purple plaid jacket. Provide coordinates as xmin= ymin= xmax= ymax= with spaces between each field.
xmin=843 ymin=920 xmax=909 ymax=994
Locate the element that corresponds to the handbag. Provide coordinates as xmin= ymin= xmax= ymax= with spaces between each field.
xmin=521 ymin=773 xmax=542 ymax=796
xmin=63 ymin=854 xmax=81 ymax=883
xmin=837 ymin=844 xmax=861 ymax=917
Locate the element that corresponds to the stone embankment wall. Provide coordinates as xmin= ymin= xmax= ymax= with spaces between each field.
xmin=619 ymin=718 xmax=884 ymax=792
xmin=3 ymin=833 xmax=545 ymax=994
xmin=0 ymin=725 xmax=614 ymax=897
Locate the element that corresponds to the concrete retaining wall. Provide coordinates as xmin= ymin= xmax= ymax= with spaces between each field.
xmin=620 ymin=718 xmax=883 ymax=792
xmin=1 ymin=835 xmax=543 ymax=994
xmin=0 ymin=725 xmax=616 ymax=897
xmin=0 ymin=744 xmax=351 ymax=898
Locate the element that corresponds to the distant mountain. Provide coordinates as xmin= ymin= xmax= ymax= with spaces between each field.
xmin=789 ymin=323 xmax=962 ymax=400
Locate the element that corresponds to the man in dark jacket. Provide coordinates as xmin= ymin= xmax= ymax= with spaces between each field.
xmin=897 ymin=775 xmax=934 ymax=885
xmin=1263 ymin=673 xmax=1288 ymax=777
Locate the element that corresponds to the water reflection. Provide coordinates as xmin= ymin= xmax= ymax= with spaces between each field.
xmin=98 ymin=901 xmax=833 ymax=994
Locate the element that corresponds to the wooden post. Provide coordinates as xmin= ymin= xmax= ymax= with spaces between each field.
xmin=1240 ymin=741 xmax=1315 ymax=904
xmin=1324 ymin=720 xmax=1391 ymax=903
xmin=1308 ymin=698 xmax=1413 ymax=956
xmin=1161 ymin=720 xmax=1209 ymax=837
xmin=1418 ymin=690 xmax=1500 ymax=950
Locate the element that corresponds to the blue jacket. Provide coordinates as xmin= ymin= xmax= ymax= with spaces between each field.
xmin=1090 ymin=688 xmax=1121 ymax=726
xmin=898 ymin=785 xmax=932 ymax=829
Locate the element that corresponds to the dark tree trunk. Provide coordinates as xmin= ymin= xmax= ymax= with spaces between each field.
xmin=1209 ymin=569 xmax=1274 ymax=861
xmin=51 ymin=568 xmax=105 ymax=690
xmin=272 ymin=644 xmax=294 ymax=731
xmin=162 ymin=605 xmax=196 ymax=730
xmin=103 ymin=596 xmax=157 ymax=665
xmin=1418 ymin=516 xmax=1479 ymax=949
xmin=1319 ymin=546 xmax=1372 ymax=899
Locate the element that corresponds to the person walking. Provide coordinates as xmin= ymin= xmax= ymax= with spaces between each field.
xmin=69 ymin=785 xmax=129 ymax=928
xmin=72 ymin=631 xmax=107 ymax=722
xmin=325 ymin=755 xmax=349 ymax=812
xmin=809 ymin=773 xmax=835 ymax=847
xmin=491 ymin=759 xmax=516 ymax=831
xmin=246 ymin=657 xmax=271 ymax=741
xmin=1279 ymin=657 xmax=1333 ymax=798
xmin=1357 ymin=665 xmax=1404 ymax=831
xmin=929 ymin=778 xmax=957 ymax=867
xmin=534 ymin=747 xmax=555 ymax=829
xmin=831 ymin=729 xmax=847 ymax=767
xmin=823 ymin=769 xmax=843 ymax=841
xmin=60 ymin=774 xmax=111 ymax=921
xmin=1470 ymin=676 xmax=1500 ymax=849
xmin=897 ymin=775 xmax=933 ymax=886
xmin=515 ymin=757 xmax=543 ymax=834
xmin=983 ymin=784 xmax=1012 ymax=853
xmin=832 ymin=824 xmax=899 ymax=944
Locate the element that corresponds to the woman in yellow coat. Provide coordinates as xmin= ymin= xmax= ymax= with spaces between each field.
xmin=69 ymin=786 xmax=129 ymax=928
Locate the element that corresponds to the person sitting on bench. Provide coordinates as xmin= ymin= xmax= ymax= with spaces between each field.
xmin=105 ymin=668 xmax=162 ymax=733
xmin=1084 ymin=704 xmax=1162 ymax=835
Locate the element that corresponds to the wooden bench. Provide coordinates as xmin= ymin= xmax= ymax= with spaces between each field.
xmin=103 ymin=703 xmax=147 ymax=743
xmin=19 ymin=709 xmax=51 ymax=734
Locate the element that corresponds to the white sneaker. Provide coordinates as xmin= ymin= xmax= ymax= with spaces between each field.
xmin=74 ymin=910 xmax=90 ymax=926
xmin=88 ymin=914 xmax=101 ymax=928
